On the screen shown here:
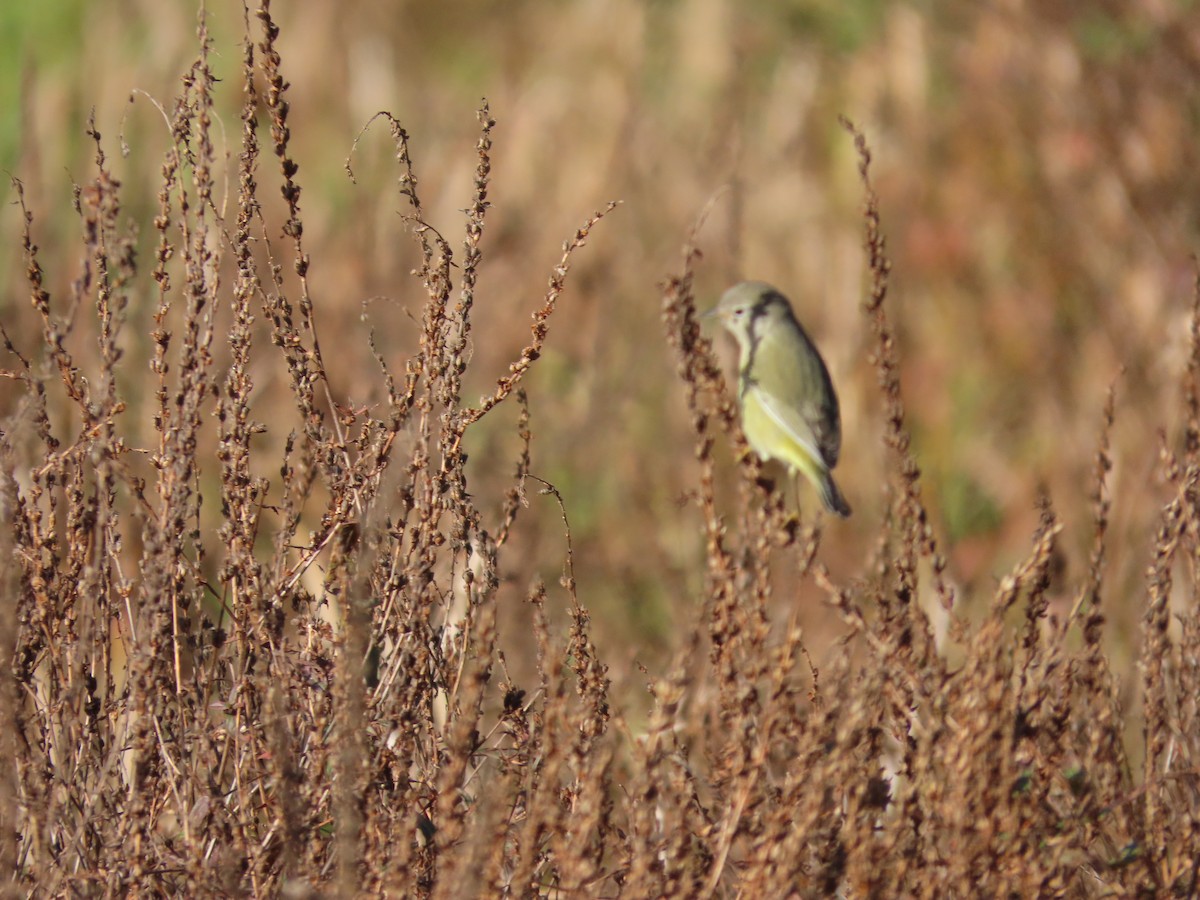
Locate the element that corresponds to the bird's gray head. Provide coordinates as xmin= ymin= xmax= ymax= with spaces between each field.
xmin=712 ymin=281 xmax=794 ymax=349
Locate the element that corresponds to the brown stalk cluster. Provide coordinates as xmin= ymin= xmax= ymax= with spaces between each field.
xmin=3 ymin=5 xmax=1200 ymax=898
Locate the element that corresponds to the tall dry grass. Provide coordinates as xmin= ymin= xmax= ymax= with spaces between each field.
xmin=3 ymin=3 xmax=1200 ymax=897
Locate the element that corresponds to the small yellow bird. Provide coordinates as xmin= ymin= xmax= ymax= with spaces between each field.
xmin=710 ymin=281 xmax=851 ymax=518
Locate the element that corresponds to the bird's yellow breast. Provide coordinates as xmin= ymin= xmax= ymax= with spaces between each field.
xmin=740 ymin=388 xmax=824 ymax=486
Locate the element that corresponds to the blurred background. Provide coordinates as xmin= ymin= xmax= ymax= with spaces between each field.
xmin=2 ymin=0 xmax=1198 ymax=692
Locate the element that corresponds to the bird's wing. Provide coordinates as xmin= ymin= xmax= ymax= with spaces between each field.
xmin=809 ymin=392 xmax=841 ymax=468
xmin=753 ymin=387 xmax=829 ymax=469
xmin=754 ymin=326 xmax=842 ymax=468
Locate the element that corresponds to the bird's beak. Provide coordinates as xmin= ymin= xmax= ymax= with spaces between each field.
xmin=701 ymin=306 xmax=721 ymax=321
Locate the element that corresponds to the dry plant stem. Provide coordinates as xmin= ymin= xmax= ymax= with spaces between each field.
xmin=1185 ymin=264 xmax=1200 ymax=458
xmin=456 ymin=200 xmax=622 ymax=433
xmin=839 ymin=116 xmax=953 ymax=619
xmin=1140 ymin=461 xmax=1187 ymax=884
xmin=0 ymin=461 xmax=17 ymax=881
xmin=1068 ymin=380 xmax=1138 ymax=864
xmin=331 ymin=522 xmax=366 ymax=897
xmin=495 ymin=389 xmax=532 ymax=548
xmin=217 ymin=0 xmax=268 ymax=656
xmin=257 ymin=1 xmax=343 ymax=461
xmin=1068 ymin=376 xmax=1118 ymax=628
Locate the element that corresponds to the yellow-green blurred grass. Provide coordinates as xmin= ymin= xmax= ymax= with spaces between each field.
xmin=3 ymin=1 xmax=1200 ymax=894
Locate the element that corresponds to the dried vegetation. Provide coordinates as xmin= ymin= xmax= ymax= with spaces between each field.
xmin=3 ymin=5 xmax=1200 ymax=898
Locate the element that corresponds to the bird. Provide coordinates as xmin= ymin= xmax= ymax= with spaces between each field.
xmin=709 ymin=280 xmax=851 ymax=518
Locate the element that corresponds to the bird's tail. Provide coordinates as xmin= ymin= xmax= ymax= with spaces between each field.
xmin=820 ymin=472 xmax=852 ymax=518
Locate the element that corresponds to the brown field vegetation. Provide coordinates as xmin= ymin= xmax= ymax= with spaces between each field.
xmin=3 ymin=2 xmax=1200 ymax=896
